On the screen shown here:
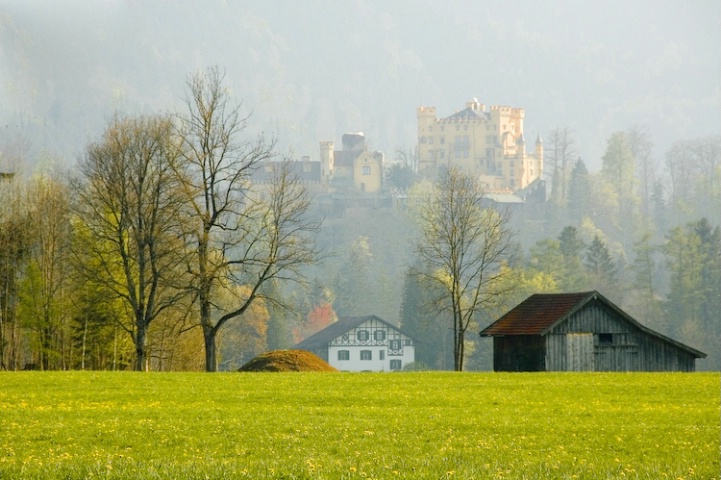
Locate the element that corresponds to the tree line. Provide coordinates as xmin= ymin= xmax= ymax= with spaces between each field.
xmin=2 ymin=75 xmax=719 ymax=371
xmin=1 ymin=68 xmax=321 ymax=372
xmin=396 ymin=129 xmax=720 ymax=371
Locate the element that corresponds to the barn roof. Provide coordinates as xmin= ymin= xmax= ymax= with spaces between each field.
xmin=294 ymin=315 xmax=414 ymax=351
xmin=480 ymin=291 xmax=706 ymax=358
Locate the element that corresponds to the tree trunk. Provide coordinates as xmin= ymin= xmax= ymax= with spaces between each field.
xmin=135 ymin=324 xmax=147 ymax=371
xmin=203 ymin=325 xmax=218 ymax=372
xmin=454 ymin=329 xmax=464 ymax=371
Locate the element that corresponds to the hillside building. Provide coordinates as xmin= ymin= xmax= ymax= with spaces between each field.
xmin=320 ymin=133 xmax=384 ymax=194
xmin=252 ymin=132 xmax=384 ymax=196
xmin=417 ymin=99 xmax=543 ymax=191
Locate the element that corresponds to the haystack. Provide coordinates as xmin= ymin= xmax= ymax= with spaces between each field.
xmin=238 ymin=349 xmax=338 ymax=372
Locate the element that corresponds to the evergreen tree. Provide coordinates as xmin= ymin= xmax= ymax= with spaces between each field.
xmin=601 ymin=132 xmax=639 ymax=241
xmin=567 ymin=158 xmax=590 ymax=224
xmin=558 ymin=226 xmax=586 ymax=291
xmin=650 ymin=180 xmax=668 ymax=233
xmin=693 ymin=219 xmax=721 ymax=369
xmin=662 ymin=222 xmax=706 ymax=362
xmin=399 ymin=267 xmax=453 ymax=370
xmin=628 ymin=232 xmax=665 ymax=333
xmin=332 ymin=236 xmax=374 ymax=317
xmin=584 ymin=234 xmax=619 ymax=297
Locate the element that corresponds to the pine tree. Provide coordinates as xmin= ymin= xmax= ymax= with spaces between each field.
xmin=399 ymin=267 xmax=453 ymax=370
xmin=558 ymin=226 xmax=587 ymax=291
xmin=567 ymin=158 xmax=590 ymax=224
xmin=584 ymin=235 xmax=619 ymax=297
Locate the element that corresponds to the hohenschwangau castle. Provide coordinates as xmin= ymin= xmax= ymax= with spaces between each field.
xmin=417 ymin=99 xmax=543 ymax=191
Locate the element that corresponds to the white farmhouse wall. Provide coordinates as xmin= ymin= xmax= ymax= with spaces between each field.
xmin=326 ymin=319 xmax=415 ymax=372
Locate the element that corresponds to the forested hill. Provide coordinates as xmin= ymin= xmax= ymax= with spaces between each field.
xmin=1 ymin=1 xmax=719 ymax=172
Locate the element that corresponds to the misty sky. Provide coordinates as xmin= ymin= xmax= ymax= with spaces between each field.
xmin=1 ymin=0 xmax=719 ymax=172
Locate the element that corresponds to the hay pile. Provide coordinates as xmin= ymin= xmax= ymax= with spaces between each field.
xmin=238 ymin=349 xmax=338 ymax=372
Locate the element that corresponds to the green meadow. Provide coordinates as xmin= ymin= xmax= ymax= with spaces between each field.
xmin=0 ymin=372 xmax=718 ymax=479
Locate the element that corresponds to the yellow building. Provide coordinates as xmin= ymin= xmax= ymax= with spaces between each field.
xmin=417 ymin=99 xmax=543 ymax=191
xmin=320 ymin=133 xmax=384 ymax=194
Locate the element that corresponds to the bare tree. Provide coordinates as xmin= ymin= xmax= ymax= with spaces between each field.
xmin=20 ymin=175 xmax=72 ymax=370
xmin=0 ymin=175 xmax=31 ymax=370
xmin=415 ymin=167 xmax=516 ymax=371
xmin=72 ymin=114 xmax=187 ymax=371
xmin=545 ymin=127 xmax=576 ymax=206
xmin=176 ymin=67 xmax=321 ymax=371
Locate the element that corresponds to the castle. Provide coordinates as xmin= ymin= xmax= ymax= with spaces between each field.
xmin=417 ymin=99 xmax=543 ymax=191
xmin=252 ymin=132 xmax=384 ymax=196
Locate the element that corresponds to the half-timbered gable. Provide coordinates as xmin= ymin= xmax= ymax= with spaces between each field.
xmin=295 ymin=315 xmax=415 ymax=372
xmin=480 ymin=291 xmax=706 ymax=372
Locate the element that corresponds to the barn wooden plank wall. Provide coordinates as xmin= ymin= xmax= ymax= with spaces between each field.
xmin=544 ymin=300 xmax=696 ymax=372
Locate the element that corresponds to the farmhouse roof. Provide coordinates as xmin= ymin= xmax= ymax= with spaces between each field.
xmin=295 ymin=315 xmax=414 ymax=351
xmin=479 ymin=291 xmax=706 ymax=358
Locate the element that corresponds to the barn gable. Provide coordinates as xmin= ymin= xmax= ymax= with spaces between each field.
xmin=480 ymin=291 xmax=706 ymax=372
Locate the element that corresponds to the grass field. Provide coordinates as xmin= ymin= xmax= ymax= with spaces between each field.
xmin=0 ymin=372 xmax=718 ymax=479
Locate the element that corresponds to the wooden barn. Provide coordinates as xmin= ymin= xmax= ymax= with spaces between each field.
xmin=480 ymin=291 xmax=706 ymax=372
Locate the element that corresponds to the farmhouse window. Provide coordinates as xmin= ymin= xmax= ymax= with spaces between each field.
xmin=374 ymin=330 xmax=386 ymax=341
xmin=362 ymin=166 xmax=371 ymax=175
xmin=360 ymin=350 xmax=372 ymax=361
xmin=337 ymin=350 xmax=350 ymax=361
xmin=357 ymin=330 xmax=370 ymax=342
xmin=379 ymin=351 xmax=385 ymax=360
xmin=599 ymin=333 xmax=613 ymax=345
xmin=389 ymin=340 xmax=402 ymax=351
xmin=390 ymin=360 xmax=402 ymax=371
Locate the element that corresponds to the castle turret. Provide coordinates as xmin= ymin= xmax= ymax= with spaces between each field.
xmin=535 ymin=133 xmax=544 ymax=169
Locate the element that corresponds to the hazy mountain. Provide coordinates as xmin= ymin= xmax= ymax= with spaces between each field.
xmin=1 ymin=0 xmax=719 ymax=173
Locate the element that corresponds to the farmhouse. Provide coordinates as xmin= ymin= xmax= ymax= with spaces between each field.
xmin=294 ymin=315 xmax=415 ymax=372
xmin=480 ymin=291 xmax=706 ymax=372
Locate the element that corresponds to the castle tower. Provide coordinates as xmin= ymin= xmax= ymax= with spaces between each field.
xmin=535 ymin=133 xmax=544 ymax=173
xmin=319 ymin=141 xmax=334 ymax=184
xmin=417 ymin=106 xmax=438 ymax=174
